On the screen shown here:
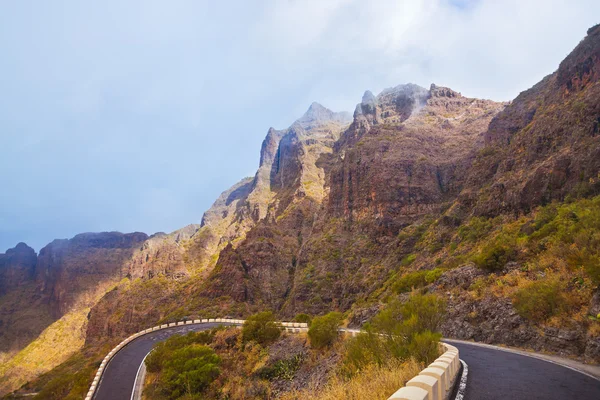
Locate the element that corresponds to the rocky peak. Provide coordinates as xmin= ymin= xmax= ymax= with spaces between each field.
xmin=353 ymin=83 xmax=430 ymax=129
xmin=557 ymin=23 xmax=600 ymax=93
xmin=0 ymin=242 xmax=37 ymax=295
xmin=362 ymin=90 xmax=376 ymax=104
xmin=429 ymin=83 xmax=461 ymax=98
xmin=295 ymin=102 xmax=352 ymax=129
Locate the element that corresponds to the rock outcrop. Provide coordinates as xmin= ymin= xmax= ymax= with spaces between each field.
xmin=0 ymin=243 xmax=37 ymax=296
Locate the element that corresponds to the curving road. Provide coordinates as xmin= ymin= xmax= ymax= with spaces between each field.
xmin=95 ymin=325 xmax=600 ymax=400
xmin=94 ymin=322 xmax=231 ymax=400
xmin=448 ymin=340 xmax=600 ymax=400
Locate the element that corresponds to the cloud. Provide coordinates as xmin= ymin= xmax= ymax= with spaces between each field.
xmin=0 ymin=0 xmax=598 ymax=251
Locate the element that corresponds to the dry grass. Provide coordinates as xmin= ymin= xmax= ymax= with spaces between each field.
xmin=279 ymin=359 xmax=422 ymax=400
xmin=0 ymin=308 xmax=89 ymax=396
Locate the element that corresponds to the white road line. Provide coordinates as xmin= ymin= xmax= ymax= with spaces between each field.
xmin=130 ymin=351 xmax=151 ymax=400
xmin=454 ymin=359 xmax=468 ymax=400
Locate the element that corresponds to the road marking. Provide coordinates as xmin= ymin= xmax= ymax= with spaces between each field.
xmin=130 ymin=351 xmax=151 ymax=400
xmin=454 ymin=359 xmax=468 ymax=400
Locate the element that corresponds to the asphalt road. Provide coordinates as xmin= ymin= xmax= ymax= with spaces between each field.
xmin=95 ymin=326 xmax=600 ymax=400
xmin=450 ymin=341 xmax=600 ymax=400
xmin=94 ymin=323 xmax=230 ymax=400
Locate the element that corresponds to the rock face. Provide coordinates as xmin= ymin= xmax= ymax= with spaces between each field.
xmin=0 ymin=243 xmax=37 ymax=296
xmin=0 ymin=231 xmax=148 ymax=354
xmin=203 ymin=84 xmax=504 ymax=313
xmin=458 ymin=24 xmax=600 ymax=217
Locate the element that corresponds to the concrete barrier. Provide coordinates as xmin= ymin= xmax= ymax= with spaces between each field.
xmin=406 ymin=375 xmax=440 ymax=400
xmin=420 ymin=367 xmax=447 ymax=398
xmin=389 ymin=386 xmax=429 ymax=400
xmin=386 ymin=341 xmax=460 ymax=400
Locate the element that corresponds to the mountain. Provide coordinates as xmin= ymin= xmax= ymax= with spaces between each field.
xmin=3 ymin=23 xmax=600 ymax=399
xmin=0 ymin=232 xmax=147 ymax=395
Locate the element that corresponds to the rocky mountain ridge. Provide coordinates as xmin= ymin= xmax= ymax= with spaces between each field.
xmin=2 ymin=23 xmax=600 ymax=398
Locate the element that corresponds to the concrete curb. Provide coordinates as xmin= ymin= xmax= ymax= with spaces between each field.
xmin=387 ymin=342 xmax=461 ymax=400
xmin=86 ymin=318 xmax=308 ymax=400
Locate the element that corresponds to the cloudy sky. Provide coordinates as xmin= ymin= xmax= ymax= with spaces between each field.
xmin=0 ymin=0 xmax=598 ymax=251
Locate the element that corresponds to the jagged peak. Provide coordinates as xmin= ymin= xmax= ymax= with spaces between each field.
xmin=378 ymin=83 xmax=428 ymax=98
xmin=429 ymin=83 xmax=462 ymax=98
xmin=296 ymin=102 xmax=352 ymax=128
xmin=2 ymin=242 xmax=35 ymax=256
xmin=362 ymin=90 xmax=376 ymax=104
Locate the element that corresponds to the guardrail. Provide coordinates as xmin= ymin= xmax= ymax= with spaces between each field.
xmin=85 ymin=318 xmax=308 ymax=400
xmin=86 ymin=319 xmax=457 ymax=400
xmin=388 ymin=342 xmax=461 ymax=400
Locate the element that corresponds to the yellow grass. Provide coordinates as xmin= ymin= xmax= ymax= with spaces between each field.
xmin=280 ymin=359 xmax=423 ymax=400
xmin=0 ymin=308 xmax=89 ymax=395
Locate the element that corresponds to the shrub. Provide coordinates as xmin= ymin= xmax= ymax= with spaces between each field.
xmin=393 ymin=271 xmax=427 ymax=293
xmin=407 ymin=330 xmax=442 ymax=364
xmin=255 ymin=354 xmax=303 ymax=381
xmin=373 ymin=293 xmax=446 ymax=335
xmin=458 ymin=217 xmax=493 ymax=243
xmin=242 ymin=311 xmax=281 ymax=345
xmin=472 ymin=233 xmax=517 ymax=272
xmin=146 ymin=331 xmax=214 ymax=373
xmin=160 ymin=345 xmax=220 ymax=398
xmin=293 ymin=313 xmax=312 ymax=325
xmin=513 ymin=280 xmax=566 ymax=322
xmin=344 ymin=293 xmax=446 ymax=373
xmin=425 ymin=268 xmax=443 ymax=284
xmin=401 ymin=254 xmax=417 ymax=266
xmin=308 ymin=312 xmax=343 ymax=349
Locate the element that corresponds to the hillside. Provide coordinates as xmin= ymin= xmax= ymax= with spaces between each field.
xmin=0 ymin=232 xmax=148 ymax=395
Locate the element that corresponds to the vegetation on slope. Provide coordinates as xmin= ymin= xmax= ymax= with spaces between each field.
xmin=141 ymin=293 xmax=444 ymax=400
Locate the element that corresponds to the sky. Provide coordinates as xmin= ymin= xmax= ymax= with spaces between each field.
xmin=0 ymin=0 xmax=599 ymax=252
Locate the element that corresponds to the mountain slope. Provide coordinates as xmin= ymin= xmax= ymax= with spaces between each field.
xmin=4 ymin=23 xmax=600 ymax=399
xmin=0 ymin=232 xmax=148 ymax=395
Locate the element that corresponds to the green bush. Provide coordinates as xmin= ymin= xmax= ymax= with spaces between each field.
xmin=242 ymin=311 xmax=281 ymax=345
xmin=393 ymin=271 xmax=427 ymax=293
xmin=407 ymin=330 xmax=442 ymax=364
xmin=161 ymin=345 xmax=220 ymax=398
xmin=373 ymin=293 xmax=446 ymax=335
xmin=344 ymin=293 xmax=446 ymax=373
xmin=472 ymin=233 xmax=517 ymax=272
xmin=308 ymin=312 xmax=343 ymax=349
xmin=146 ymin=331 xmax=214 ymax=373
xmin=425 ymin=268 xmax=443 ymax=284
xmin=458 ymin=217 xmax=493 ymax=243
xmin=293 ymin=313 xmax=312 ymax=325
xmin=513 ymin=280 xmax=566 ymax=322
xmin=401 ymin=254 xmax=417 ymax=266
xmin=255 ymin=354 xmax=303 ymax=381
xmin=144 ymin=332 xmax=221 ymax=399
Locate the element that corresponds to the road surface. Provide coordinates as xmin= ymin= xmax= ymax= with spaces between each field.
xmin=94 ymin=322 xmax=229 ymax=400
xmin=95 ymin=325 xmax=600 ymax=400
xmin=449 ymin=340 xmax=600 ymax=400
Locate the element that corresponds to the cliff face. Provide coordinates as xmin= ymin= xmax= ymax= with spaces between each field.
xmin=0 ymin=232 xmax=147 ymax=353
xmin=203 ymin=84 xmax=505 ymax=313
xmin=457 ymin=24 xmax=600 ymax=217
xmin=0 ymin=243 xmax=37 ymax=296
